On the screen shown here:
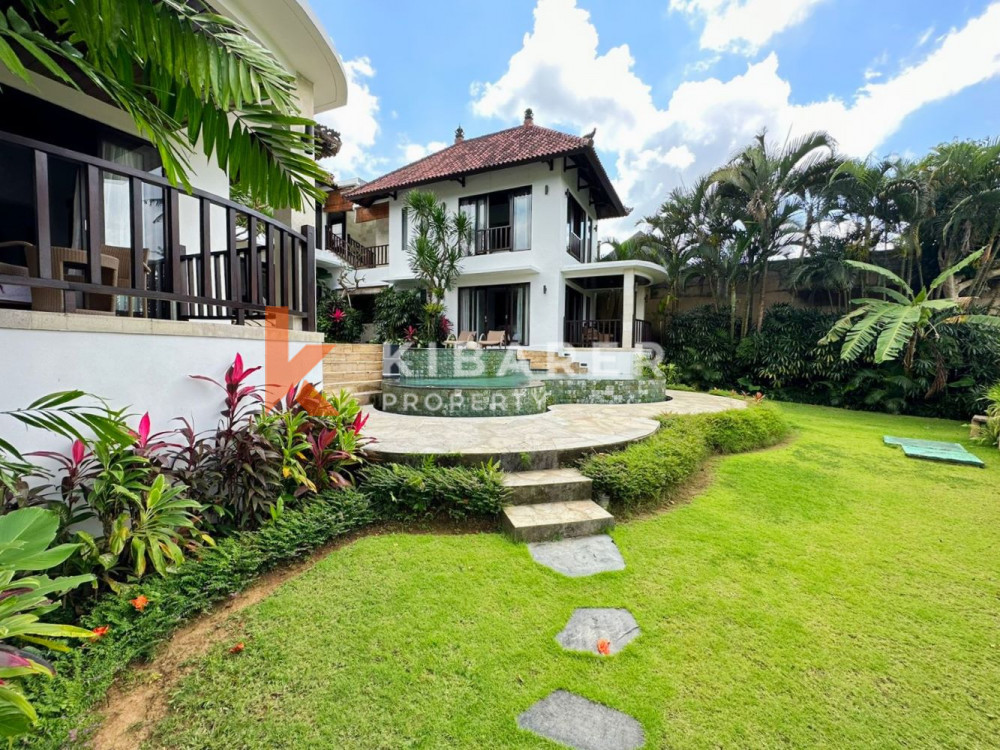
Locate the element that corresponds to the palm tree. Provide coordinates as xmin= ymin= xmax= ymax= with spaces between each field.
xmin=786 ymin=239 xmax=854 ymax=310
xmin=0 ymin=0 xmax=328 ymax=209
xmin=710 ymin=129 xmax=838 ymax=329
xmin=821 ymin=248 xmax=1000 ymax=393
xmin=917 ymin=140 xmax=1000 ymax=299
xmin=599 ymin=234 xmax=657 ymax=262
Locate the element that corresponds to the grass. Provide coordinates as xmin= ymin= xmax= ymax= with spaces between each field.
xmin=149 ymin=403 xmax=999 ymax=748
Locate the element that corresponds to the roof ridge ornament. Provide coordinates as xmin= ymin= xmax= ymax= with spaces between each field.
xmin=455 ymin=126 xmax=465 ymax=144
xmin=524 ymin=108 xmax=534 ymax=126
xmin=582 ymin=127 xmax=596 ymax=145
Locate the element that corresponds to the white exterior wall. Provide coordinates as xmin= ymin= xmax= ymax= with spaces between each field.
xmin=360 ymin=158 xmax=600 ymax=348
xmin=0 ymin=314 xmax=324 ymax=457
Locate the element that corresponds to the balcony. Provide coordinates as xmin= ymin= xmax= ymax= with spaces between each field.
xmin=459 ymin=187 xmax=531 ymax=256
xmin=326 ymin=229 xmax=388 ymax=269
xmin=0 ymin=130 xmax=318 ymax=329
xmin=467 ymin=225 xmax=512 ymax=255
xmin=563 ymin=318 xmax=649 ymax=348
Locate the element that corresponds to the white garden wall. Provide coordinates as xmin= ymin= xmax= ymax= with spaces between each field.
xmin=0 ymin=312 xmax=325 ymax=457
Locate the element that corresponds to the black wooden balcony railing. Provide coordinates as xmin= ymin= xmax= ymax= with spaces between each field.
xmin=0 ymin=130 xmax=317 ymax=329
xmin=326 ymin=230 xmax=388 ymax=268
xmin=463 ymin=225 xmax=515 ymax=255
xmin=564 ymin=318 xmax=651 ymax=347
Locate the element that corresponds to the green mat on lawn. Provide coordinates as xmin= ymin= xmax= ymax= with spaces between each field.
xmin=883 ymin=436 xmax=985 ymax=468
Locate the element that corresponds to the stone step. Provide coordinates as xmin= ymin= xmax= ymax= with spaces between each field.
xmin=334 ymin=380 xmax=383 ymax=394
xmin=503 ymin=468 xmax=593 ymax=505
xmin=501 ymin=500 xmax=613 ymax=543
xmin=351 ymin=391 xmax=380 ymax=406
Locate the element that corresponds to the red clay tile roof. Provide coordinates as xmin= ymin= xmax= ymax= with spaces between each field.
xmin=343 ymin=123 xmax=628 ymax=219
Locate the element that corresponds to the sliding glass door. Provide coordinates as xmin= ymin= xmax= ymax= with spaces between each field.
xmin=457 ymin=283 xmax=530 ymax=344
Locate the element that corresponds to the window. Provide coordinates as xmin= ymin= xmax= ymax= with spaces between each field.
xmin=566 ymin=194 xmax=588 ymax=261
xmin=401 ymin=206 xmax=409 ymax=250
xmin=458 ymin=283 xmax=530 ymax=344
xmin=458 ymin=187 xmax=531 ymax=254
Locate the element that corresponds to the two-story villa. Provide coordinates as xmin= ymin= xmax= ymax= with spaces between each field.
xmin=337 ymin=110 xmax=668 ymax=369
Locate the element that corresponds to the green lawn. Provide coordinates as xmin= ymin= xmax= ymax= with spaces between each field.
xmin=150 ymin=404 xmax=999 ymax=748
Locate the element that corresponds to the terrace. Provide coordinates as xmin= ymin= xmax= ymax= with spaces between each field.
xmin=0 ymin=125 xmax=318 ymax=330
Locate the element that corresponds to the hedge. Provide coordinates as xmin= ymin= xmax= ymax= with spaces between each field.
xmin=27 ymin=490 xmax=375 ymax=749
xmin=360 ymin=460 xmax=508 ymax=520
xmin=580 ymin=404 xmax=789 ymax=510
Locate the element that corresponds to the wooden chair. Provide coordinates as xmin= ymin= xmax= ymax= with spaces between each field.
xmin=94 ymin=245 xmax=151 ymax=315
xmin=0 ymin=242 xmax=119 ymax=313
xmin=479 ymin=329 xmax=507 ymax=349
xmin=443 ymin=331 xmax=476 ymax=348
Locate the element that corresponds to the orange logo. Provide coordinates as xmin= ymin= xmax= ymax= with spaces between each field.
xmin=264 ymin=306 xmax=334 ymax=413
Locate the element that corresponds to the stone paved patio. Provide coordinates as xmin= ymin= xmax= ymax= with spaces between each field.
xmin=364 ymin=390 xmax=745 ymax=457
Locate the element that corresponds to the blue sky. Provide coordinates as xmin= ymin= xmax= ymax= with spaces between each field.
xmin=314 ymin=0 xmax=1000 ymax=236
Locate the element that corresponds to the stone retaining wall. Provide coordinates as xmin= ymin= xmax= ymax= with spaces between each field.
xmin=546 ymin=378 xmax=667 ymax=406
xmin=323 ymin=344 xmax=383 ymax=404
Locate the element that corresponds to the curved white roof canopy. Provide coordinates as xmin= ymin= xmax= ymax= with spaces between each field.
xmin=561 ymin=260 xmax=670 ymax=287
xmin=212 ymin=0 xmax=348 ymax=113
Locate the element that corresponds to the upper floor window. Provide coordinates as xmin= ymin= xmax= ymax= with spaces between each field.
xmin=459 ymin=187 xmax=531 ymax=255
xmin=566 ymin=193 xmax=593 ymax=262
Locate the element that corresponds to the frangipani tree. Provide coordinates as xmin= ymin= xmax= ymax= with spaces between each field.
xmin=821 ymin=248 xmax=1000 ymax=392
xmin=0 ymin=0 xmax=329 ymax=209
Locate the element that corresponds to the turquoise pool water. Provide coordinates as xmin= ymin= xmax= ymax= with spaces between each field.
xmin=399 ymin=375 xmax=533 ymax=388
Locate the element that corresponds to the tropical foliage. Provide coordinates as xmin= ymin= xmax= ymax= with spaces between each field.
xmin=0 ymin=355 xmax=372 ymax=602
xmin=821 ymin=249 xmax=1000 ymax=390
xmin=0 ymin=508 xmax=94 ymax=740
xmin=623 ymin=131 xmax=1000 ymax=416
xmin=0 ymin=0 xmax=328 ymax=209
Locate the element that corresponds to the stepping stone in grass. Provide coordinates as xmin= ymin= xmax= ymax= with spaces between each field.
xmin=556 ymin=608 xmax=640 ymax=655
xmin=527 ymin=535 xmax=625 ymax=577
xmin=517 ymin=690 xmax=645 ymax=750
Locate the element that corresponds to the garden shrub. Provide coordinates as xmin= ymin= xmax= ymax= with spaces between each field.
xmin=26 ymin=489 xmax=375 ymax=749
xmin=580 ymin=418 xmax=710 ymax=510
xmin=317 ymin=289 xmax=364 ymax=343
xmin=693 ymin=403 xmax=789 ymax=454
xmin=373 ymin=287 xmax=424 ymax=342
xmin=580 ymin=405 xmax=789 ymax=510
xmin=360 ymin=459 xmax=507 ymax=520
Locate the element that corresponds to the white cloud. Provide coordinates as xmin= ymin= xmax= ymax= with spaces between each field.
xmin=316 ymin=57 xmax=385 ymax=179
xmin=917 ymin=25 xmax=934 ymax=47
xmin=471 ymin=0 xmax=666 ymax=153
xmin=472 ymin=0 xmax=1000 ymax=239
xmin=669 ymin=0 xmax=826 ymax=54
xmin=400 ymin=140 xmax=449 ymax=162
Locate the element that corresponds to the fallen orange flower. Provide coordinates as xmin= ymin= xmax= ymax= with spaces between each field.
xmin=130 ymin=595 xmax=149 ymax=612
xmin=596 ymin=639 xmax=611 ymax=656
xmin=229 ymin=642 xmax=245 ymax=654
xmin=90 ymin=625 xmax=110 ymax=641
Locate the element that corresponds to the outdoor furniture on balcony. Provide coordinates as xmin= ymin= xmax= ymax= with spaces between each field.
xmin=563 ymin=318 xmax=651 ymax=348
xmin=0 ymin=241 xmax=120 ymax=313
xmin=0 ymin=129 xmax=318 ymax=329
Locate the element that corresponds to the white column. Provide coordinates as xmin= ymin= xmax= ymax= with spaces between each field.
xmin=621 ymin=269 xmax=635 ymax=349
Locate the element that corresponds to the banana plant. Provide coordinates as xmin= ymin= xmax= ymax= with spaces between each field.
xmin=821 ymin=248 xmax=1000 ymax=377
xmin=0 ymin=508 xmax=95 ymax=740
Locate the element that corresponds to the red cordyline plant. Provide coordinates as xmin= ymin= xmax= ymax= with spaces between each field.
xmin=172 ymin=353 xmax=372 ymax=530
